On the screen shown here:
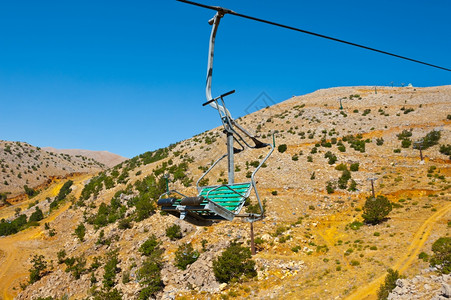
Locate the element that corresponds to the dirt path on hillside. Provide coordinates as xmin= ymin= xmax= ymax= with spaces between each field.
xmin=0 ymin=175 xmax=91 ymax=300
xmin=346 ymin=201 xmax=451 ymax=300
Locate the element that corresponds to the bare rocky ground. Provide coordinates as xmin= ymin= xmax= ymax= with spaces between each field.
xmin=388 ymin=268 xmax=450 ymax=299
xmin=1 ymin=85 xmax=450 ymax=300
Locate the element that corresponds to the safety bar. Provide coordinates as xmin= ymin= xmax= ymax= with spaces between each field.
xmin=202 ymin=90 xmax=235 ymax=106
xmin=196 ymin=153 xmax=228 ymax=192
xmin=250 ymin=138 xmax=275 ymax=216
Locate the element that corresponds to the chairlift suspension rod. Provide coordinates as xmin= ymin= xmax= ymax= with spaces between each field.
xmin=177 ymin=0 xmax=451 ymax=72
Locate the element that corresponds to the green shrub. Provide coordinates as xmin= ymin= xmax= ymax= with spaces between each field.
xmin=24 ymin=185 xmax=38 ymax=198
xmin=326 ymin=181 xmax=335 ymax=194
xmin=430 ymin=237 xmax=451 ymax=274
xmin=88 ymin=196 xmax=127 ymax=228
xmin=74 ymin=223 xmax=86 ymax=242
xmin=277 ymin=144 xmax=287 ymax=153
xmin=348 ymin=221 xmax=363 ymax=230
xmin=28 ymin=207 xmax=44 ymax=223
xmin=348 ymin=179 xmax=357 ymax=192
xmin=310 ymin=172 xmax=315 ymax=180
xmin=397 ymin=129 xmax=412 ymax=140
xmin=362 ymin=196 xmax=392 ymax=225
xmin=344 ymin=135 xmax=367 ymax=153
xmin=418 ymin=252 xmax=429 ymax=262
xmin=291 ymin=245 xmax=301 ymax=253
xmin=350 ymin=260 xmax=360 ymax=266
xmin=273 ymin=226 xmax=287 ymax=237
xmin=57 ymin=180 xmax=73 ymax=201
xmin=335 ymin=163 xmax=347 ymax=171
xmin=0 ymin=214 xmax=27 ymax=236
xmin=139 ymin=235 xmax=162 ymax=257
xmin=401 ymin=139 xmax=412 ymax=148
xmin=415 ymin=130 xmax=441 ymax=150
xmin=213 ymin=242 xmax=257 ymax=283
xmin=376 ymin=138 xmax=384 ymax=146
xmin=350 ymin=163 xmax=359 ymax=172
xmin=57 ymin=249 xmax=66 ymax=264
xmin=103 ymin=250 xmax=120 ymax=289
xmin=324 ymin=151 xmax=337 ymax=164
xmin=174 ymin=243 xmax=199 ymax=270
xmin=377 ymin=269 xmax=400 ymax=300
xmin=166 ymin=224 xmax=182 ymax=240
xmin=66 ymin=256 xmax=87 ymax=279
xmin=94 ymin=288 xmax=123 ymax=299
xmin=118 ymin=217 xmax=132 ymax=230
xmin=138 ymin=258 xmax=163 ymax=299
xmin=137 ymin=235 xmax=164 ymax=299
xmin=29 ymin=254 xmax=47 ymax=284
xmin=338 ymin=169 xmax=351 ymax=189
xmin=134 ymin=196 xmax=156 ymax=222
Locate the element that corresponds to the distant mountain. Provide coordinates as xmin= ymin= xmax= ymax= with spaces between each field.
xmin=41 ymin=147 xmax=128 ymax=168
xmin=0 ymin=141 xmax=107 ymax=198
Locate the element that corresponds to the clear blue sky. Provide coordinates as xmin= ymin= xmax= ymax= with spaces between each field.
xmin=1 ymin=0 xmax=450 ymax=158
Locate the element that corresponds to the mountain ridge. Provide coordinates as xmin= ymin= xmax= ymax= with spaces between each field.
xmin=41 ymin=147 xmax=128 ymax=168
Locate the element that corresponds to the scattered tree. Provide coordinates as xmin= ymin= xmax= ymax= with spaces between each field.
xmin=29 ymin=254 xmax=47 ymax=284
xmin=213 ymin=242 xmax=257 ymax=283
xmin=362 ymin=195 xmax=392 ymax=224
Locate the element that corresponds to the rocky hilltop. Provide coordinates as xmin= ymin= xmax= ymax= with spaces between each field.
xmin=0 ymin=141 xmax=106 ymax=200
xmin=42 ymin=147 xmax=128 ymax=168
xmin=0 ymin=86 xmax=450 ymax=300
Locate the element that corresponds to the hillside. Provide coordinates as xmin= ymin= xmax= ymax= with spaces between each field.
xmin=42 ymin=147 xmax=128 ymax=168
xmin=0 ymin=141 xmax=106 ymax=200
xmin=0 ymin=85 xmax=450 ymax=300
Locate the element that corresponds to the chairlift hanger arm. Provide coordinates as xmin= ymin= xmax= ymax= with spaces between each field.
xmin=202 ymin=90 xmax=235 ymax=106
xmin=177 ymin=0 xmax=451 ymax=72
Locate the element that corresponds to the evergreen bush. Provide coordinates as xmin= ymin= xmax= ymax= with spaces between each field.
xmin=213 ymin=242 xmax=257 ymax=283
xmin=362 ymin=196 xmax=392 ymax=225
